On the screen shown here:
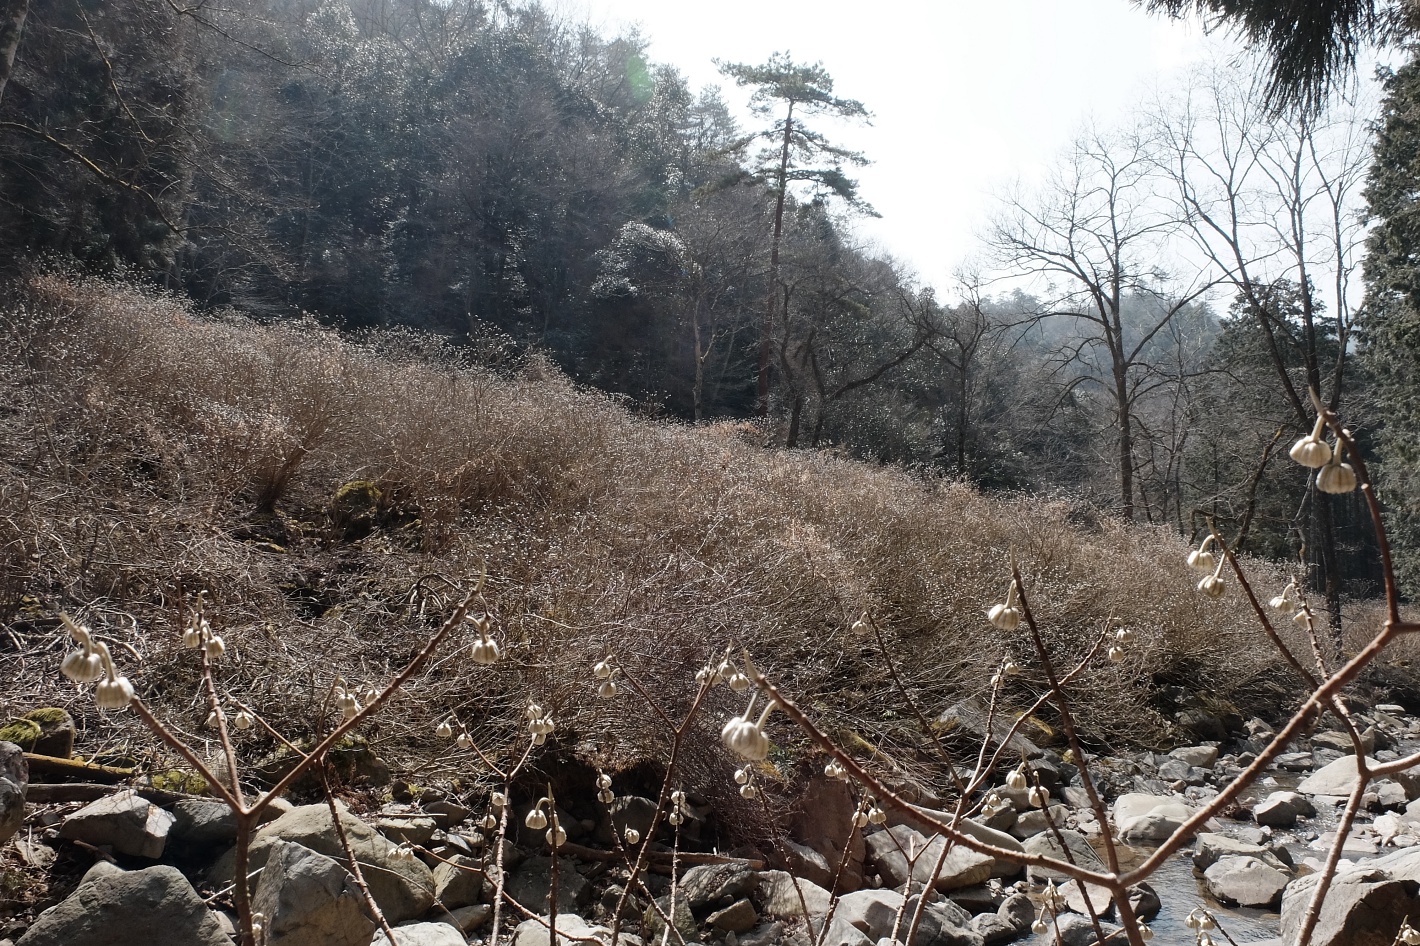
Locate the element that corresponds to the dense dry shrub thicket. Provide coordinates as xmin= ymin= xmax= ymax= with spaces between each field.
xmin=0 ymin=275 xmax=1299 ymax=816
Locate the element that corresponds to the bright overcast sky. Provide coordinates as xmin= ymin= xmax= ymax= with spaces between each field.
xmin=557 ymin=0 xmax=1246 ymax=295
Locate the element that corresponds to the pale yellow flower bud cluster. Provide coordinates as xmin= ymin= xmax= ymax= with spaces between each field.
xmin=851 ymin=798 xmax=886 ymax=827
xmin=1291 ymin=413 xmax=1357 ymax=494
xmin=181 ymin=613 xmax=225 ymax=658
xmin=466 ymin=612 xmax=502 ymax=665
xmin=1188 ymin=536 xmax=1226 ymax=598
xmin=733 ymin=765 xmax=760 ymax=799
xmin=592 ymin=656 xmax=619 ymax=698
xmin=722 ymin=691 xmax=775 ymax=761
xmin=59 ymin=614 xmax=133 ymax=711
xmin=526 ymin=703 xmax=555 ymax=745
xmin=524 ymin=796 xmax=565 ymax=848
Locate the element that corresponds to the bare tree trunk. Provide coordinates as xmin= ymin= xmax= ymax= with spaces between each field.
xmin=759 ymin=103 xmax=794 ymax=416
xmin=0 ymin=0 xmax=27 ymax=106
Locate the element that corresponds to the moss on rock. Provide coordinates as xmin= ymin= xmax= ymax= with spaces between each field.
xmin=0 ymin=719 xmax=40 ymax=751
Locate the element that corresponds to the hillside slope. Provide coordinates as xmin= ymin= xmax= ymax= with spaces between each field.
xmin=0 ymin=275 xmax=1301 ymax=813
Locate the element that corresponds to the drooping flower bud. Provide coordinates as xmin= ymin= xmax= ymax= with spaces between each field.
xmin=1005 ymin=766 xmax=1028 ymax=791
xmin=234 ymin=709 xmax=254 ymax=731
xmin=481 ymin=813 xmax=497 ymax=830
xmin=598 ymin=680 xmax=618 ymax=699
xmin=1139 ymin=925 xmax=1154 ymax=942
xmin=61 ymin=648 xmax=105 ymax=683
xmin=1114 ymin=628 xmax=1135 ymax=645
xmin=1108 ymin=645 xmax=1125 ymax=663
xmin=467 ymin=614 xmax=502 ymax=665
xmin=1289 ymin=414 xmax=1332 ymax=468
xmin=491 ymin=792 xmax=507 ymax=809
xmin=668 ymin=811 xmax=684 ymax=826
xmin=1027 ymin=786 xmax=1048 ymax=807
xmin=1196 ymin=554 xmax=1226 ymax=599
xmin=1187 ymin=535 xmax=1218 ymax=571
xmin=597 ymin=789 xmax=614 ymax=804
xmin=825 ymin=759 xmax=847 ymax=780
xmin=596 ymin=773 xmax=612 ymax=790
xmin=205 ymin=710 xmax=221 ymax=728
xmin=1316 ymin=452 xmax=1357 ymax=494
xmin=456 ymin=732 xmax=473 ymax=749
xmin=436 ymin=719 xmax=453 ymax=738
xmin=1269 ymin=580 xmax=1298 ymax=611
xmin=721 ymin=692 xmax=773 ymax=761
xmin=624 ymin=828 xmax=641 ymax=845
xmin=95 ymin=675 xmax=135 ymax=710
xmin=203 ymin=635 xmax=226 ymax=658
xmin=593 ymin=658 xmax=614 ymax=679
xmin=525 ymin=807 xmax=548 ymax=831
xmin=1031 ymin=918 xmax=1048 ymax=935
xmin=987 ymin=580 xmax=1023 ymax=631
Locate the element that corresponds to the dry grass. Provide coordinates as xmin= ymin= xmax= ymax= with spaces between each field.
xmin=0 ymin=273 xmax=1315 ymax=835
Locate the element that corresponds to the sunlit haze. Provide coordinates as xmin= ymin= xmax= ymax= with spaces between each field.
xmin=560 ymin=0 xmax=1247 ymax=294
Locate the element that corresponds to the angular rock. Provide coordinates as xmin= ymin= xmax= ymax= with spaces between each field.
xmin=506 ymin=856 xmax=590 ymax=914
xmin=755 ymin=870 xmax=831 ymax=919
xmin=1112 ymin=793 xmax=1193 ymax=844
xmin=446 ymin=904 xmax=491 ymax=932
xmin=1193 ymin=833 xmax=1273 ymax=871
xmin=707 ymin=899 xmax=758 ymax=933
xmin=59 ymin=790 xmax=175 ymax=859
xmin=643 ymin=894 xmax=696 ymax=943
xmin=171 ymin=799 xmax=239 ymax=847
xmin=833 ymin=889 xmax=981 ymax=946
xmin=16 ymin=863 xmax=230 ymax=946
xmin=432 ymin=854 xmax=484 ymax=909
xmin=864 ymin=824 xmax=994 ymax=891
xmin=1022 ymin=829 xmax=1103 ymax=883
xmin=997 ymin=892 xmax=1034 ymax=932
xmin=1281 ymin=866 xmax=1418 ymax=946
xmin=935 ymin=698 xmax=1041 ymax=759
xmin=679 ymin=861 xmax=756 ymax=913
xmin=1300 ymin=755 xmax=1420 ymax=799
xmin=1204 ymin=855 xmax=1289 ymax=908
xmin=377 ymin=816 xmax=438 ymax=847
xmin=371 ymin=921 xmax=466 ymax=946
xmin=0 ymin=742 xmax=26 ymax=846
xmin=790 ymin=772 xmax=866 ymax=891
xmin=422 ymin=801 xmax=471 ymax=830
xmin=1169 ymin=745 xmax=1219 ymax=768
xmin=511 ymin=914 xmax=611 ymax=946
xmin=1054 ymin=912 xmax=1123 ymax=946
xmin=971 ymin=914 xmax=1018 ymax=945
xmin=253 ymin=839 xmax=376 ymax=946
xmin=1253 ymin=791 xmax=1315 ymax=828
xmin=1009 ymin=805 xmax=1068 ymax=839
xmin=783 ymin=839 xmax=834 ymax=889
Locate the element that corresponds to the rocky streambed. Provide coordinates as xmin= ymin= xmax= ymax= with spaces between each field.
xmin=6 ymin=702 xmax=1420 ymax=946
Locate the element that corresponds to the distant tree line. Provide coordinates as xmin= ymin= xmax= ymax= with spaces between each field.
xmin=2 ymin=0 xmax=1419 ymax=610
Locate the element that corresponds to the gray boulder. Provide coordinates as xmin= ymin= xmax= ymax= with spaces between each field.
xmin=707 ymin=899 xmax=758 ymax=933
xmin=1054 ymin=913 xmax=1123 ymax=946
xmin=864 ymin=824 xmax=995 ymax=891
xmin=1300 ymin=755 xmax=1420 ymax=799
xmin=16 ymin=862 xmax=230 ymax=946
xmin=1203 ymin=855 xmax=1289 ymax=908
xmin=505 ymin=856 xmax=591 ymax=914
xmin=1280 ymin=866 xmax=1418 ymax=946
xmin=1253 ymin=791 xmax=1315 ymax=828
xmin=679 ymin=861 xmax=756 ymax=912
xmin=432 ymin=854 xmax=484 ymax=909
xmin=371 ymin=921 xmax=467 ymax=945
xmin=252 ymin=839 xmax=375 ymax=946
xmin=1022 ymin=829 xmax=1103 ymax=883
xmin=755 ymin=869 xmax=831 ymax=919
xmin=511 ymin=914 xmax=613 ymax=946
xmin=0 ymin=741 xmax=26 ymax=845
xmin=790 ymin=772 xmax=866 ymax=891
xmin=59 ymin=790 xmax=175 ymax=859
xmin=833 ymin=889 xmax=982 ymax=946
xmin=1169 ymin=745 xmax=1219 ymax=768
xmin=171 ymin=799 xmax=239 ymax=846
xmin=212 ymin=803 xmax=434 ymax=923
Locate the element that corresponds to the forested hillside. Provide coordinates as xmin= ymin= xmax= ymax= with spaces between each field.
xmin=0 ymin=0 xmax=1417 ymax=614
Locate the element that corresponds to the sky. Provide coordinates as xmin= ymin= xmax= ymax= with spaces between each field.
xmin=556 ymin=0 xmax=1243 ymax=295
